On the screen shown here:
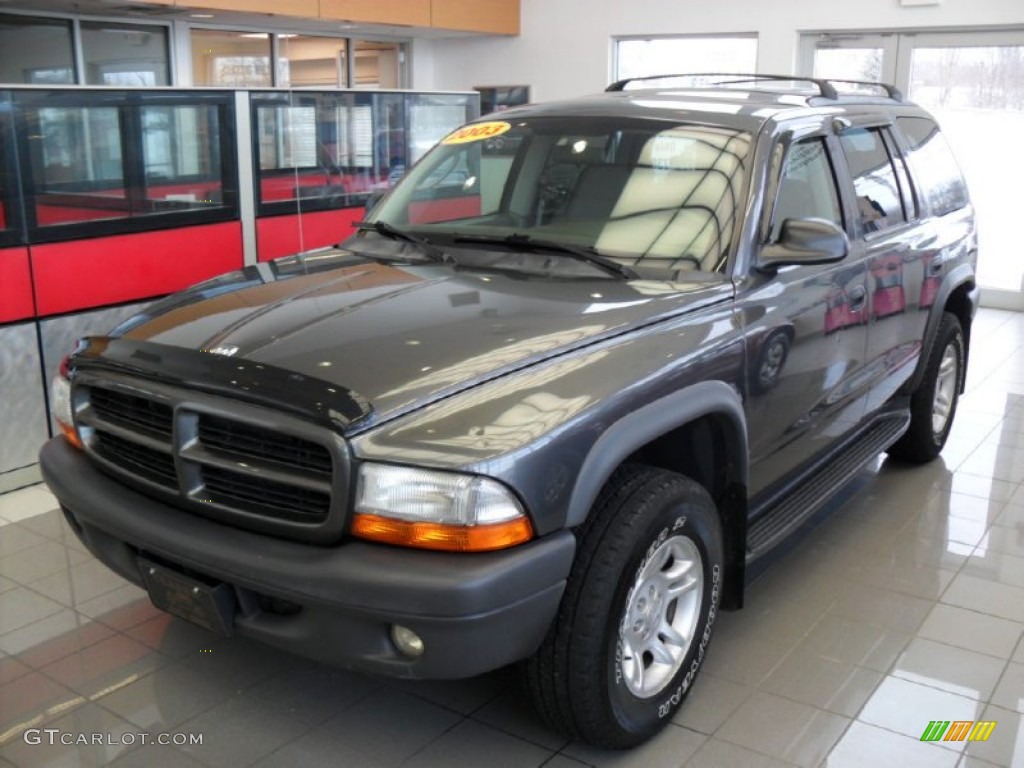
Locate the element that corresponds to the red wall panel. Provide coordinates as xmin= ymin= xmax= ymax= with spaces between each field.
xmin=408 ymin=196 xmax=480 ymax=224
xmin=31 ymin=221 xmax=244 ymax=316
xmin=260 ymin=172 xmax=386 ymax=202
xmin=256 ymin=208 xmax=362 ymax=262
xmin=0 ymin=247 xmax=35 ymax=323
xmin=36 ymin=205 xmax=129 ymax=226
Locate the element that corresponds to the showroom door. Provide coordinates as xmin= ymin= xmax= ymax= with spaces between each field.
xmin=802 ymin=30 xmax=1024 ymax=308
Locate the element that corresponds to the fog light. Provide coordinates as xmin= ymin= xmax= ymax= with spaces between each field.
xmin=390 ymin=624 xmax=425 ymax=658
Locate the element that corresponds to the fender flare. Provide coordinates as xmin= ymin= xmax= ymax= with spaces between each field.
xmin=904 ymin=264 xmax=977 ymax=394
xmin=564 ymin=379 xmax=748 ymax=528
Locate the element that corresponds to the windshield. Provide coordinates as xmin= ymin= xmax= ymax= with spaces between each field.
xmin=367 ymin=116 xmax=752 ymax=276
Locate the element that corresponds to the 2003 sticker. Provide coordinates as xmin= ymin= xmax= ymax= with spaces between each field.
xmin=441 ymin=121 xmax=511 ymax=145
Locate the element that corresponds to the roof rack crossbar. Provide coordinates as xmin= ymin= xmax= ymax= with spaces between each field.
xmin=818 ymin=78 xmax=903 ymax=101
xmin=605 ymin=72 xmax=902 ymax=102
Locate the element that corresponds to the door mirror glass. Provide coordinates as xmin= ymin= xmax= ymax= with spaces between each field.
xmin=758 ymin=217 xmax=849 ymax=271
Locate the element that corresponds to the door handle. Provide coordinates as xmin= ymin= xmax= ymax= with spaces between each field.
xmin=847 ymin=285 xmax=867 ymax=311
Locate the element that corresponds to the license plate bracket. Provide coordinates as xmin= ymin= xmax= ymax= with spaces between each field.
xmin=138 ymin=557 xmax=236 ymax=636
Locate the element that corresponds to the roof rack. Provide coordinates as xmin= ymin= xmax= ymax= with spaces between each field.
xmin=605 ymin=72 xmax=903 ymax=101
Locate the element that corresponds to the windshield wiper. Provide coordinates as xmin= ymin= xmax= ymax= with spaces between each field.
xmin=353 ymin=220 xmax=448 ymax=263
xmin=451 ymin=233 xmax=638 ymax=280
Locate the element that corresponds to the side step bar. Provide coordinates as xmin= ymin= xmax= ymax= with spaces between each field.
xmin=746 ymin=411 xmax=910 ymax=563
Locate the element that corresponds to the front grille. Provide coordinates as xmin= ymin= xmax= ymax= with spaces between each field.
xmin=77 ymin=377 xmax=346 ymax=542
xmin=92 ymin=430 xmax=177 ymax=489
xmin=198 ymin=414 xmax=332 ymax=477
xmin=90 ymin=387 xmax=173 ymax=439
xmin=202 ymin=466 xmax=331 ymax=522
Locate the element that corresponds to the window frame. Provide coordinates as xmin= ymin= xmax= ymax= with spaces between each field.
xmin=251 ymin=89 xmax=480 ymax=218
xmin=0 ymin=90 xmax=25 ymax=248
xmin=189 ymin=25 xmax=409 ymax=89
xmin=880 ymin=126 xmax=919 ymax=222
xmin=79 ymin=19 xmax=170 ymax=87
xmin=0 ymin=10 xmax=174 ymax=87
xmin=835 ymin=123 xmax=912 ymax=239
xmin=893 ymin=115 xmax=970 ymax=219
xmin=0 ymin=12 xmax=76 ymax=85
xmin=13 ymin=88 xmax=239 ymax=244
xmin=612 ymin=33 xmax=759 ymax=84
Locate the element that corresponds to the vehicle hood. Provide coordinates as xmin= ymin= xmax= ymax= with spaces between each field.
xmin=113 ymin=247 xmax=731 ymax=430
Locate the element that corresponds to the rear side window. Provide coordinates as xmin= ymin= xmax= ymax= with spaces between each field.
xmin=838 ymin=127 xmax=908 ymax=234
xmin=897 ymin=117 xmax=969 ymax=217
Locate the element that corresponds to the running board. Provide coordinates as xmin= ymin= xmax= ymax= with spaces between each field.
xmin=745 ymin=411 xmax=910 ymax=564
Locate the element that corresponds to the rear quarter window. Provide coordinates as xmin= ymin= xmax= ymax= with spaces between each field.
xmin=896 ymin=116 xmax=969 ymax=217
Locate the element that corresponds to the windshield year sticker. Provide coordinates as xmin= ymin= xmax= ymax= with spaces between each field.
xmin=442 ymin=121 xmax=511 ymax=145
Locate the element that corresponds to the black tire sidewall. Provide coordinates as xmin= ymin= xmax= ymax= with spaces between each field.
xmin=888 ymin=312 xmax=965 ymax=463
xmin=919 ymin=316 xmax=965 ymax=450
xmin=601 ymin=483 xmax=723 ymax=736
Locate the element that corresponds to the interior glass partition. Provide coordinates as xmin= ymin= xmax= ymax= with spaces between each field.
xmin=251 ymin=88 xmax=478 ymax=260
xmin=253 ymin=89 xmax=478 ymax=215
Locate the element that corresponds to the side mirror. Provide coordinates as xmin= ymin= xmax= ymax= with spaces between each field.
xmin=364 ymin=190 xmax=386 ymax=217
xmin=757 ymin=218 xmax=849 ymax=272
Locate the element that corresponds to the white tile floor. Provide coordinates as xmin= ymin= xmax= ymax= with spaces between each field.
xmin=1 ymin=308 xmax=1023 ymax=767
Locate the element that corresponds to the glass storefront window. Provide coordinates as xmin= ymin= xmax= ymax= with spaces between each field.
xmin=813 ymin=47 xmax=884 ymax=84
xmin=277 ymin=35 xmax=347 ymax=88
xmin=81 ymin=22 xmax=170 ymax=87
xmin=191 ymin=29 xmax=271 ymax=87
xmin=0 ymin=15 xmax=75 ymax=85
xmin=354 ymin=41 xmax=403 ymax=88
xmin=615 ymin=36 xmax=758 ymax=82
xmin=909 ymin=44 xmax=1024 ymax=290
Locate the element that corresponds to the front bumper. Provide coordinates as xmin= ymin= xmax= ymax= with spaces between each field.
xmin=40 ymin=438 xmax=575 ymax=679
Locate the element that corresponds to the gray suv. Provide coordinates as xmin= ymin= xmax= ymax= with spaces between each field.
xmin=40 ymin=74 xmax=978 ymax=748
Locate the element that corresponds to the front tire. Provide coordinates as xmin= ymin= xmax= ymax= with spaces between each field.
xmin=888 ymin=311 xmax=964 ymax=463
xmin=523 ymin=465 xmax=723 ymax=748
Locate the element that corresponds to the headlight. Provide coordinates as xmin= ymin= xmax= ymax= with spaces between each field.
xmin=51 ymin=357 xmax=82 ymax=450
xmin=352 ymin=463 xmax=533 ymax=552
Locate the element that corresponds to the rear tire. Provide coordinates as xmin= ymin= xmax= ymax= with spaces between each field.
xmin=887 ymin=311 xmax=964 ymax=463
xmin=523 ymin=465 xmax=723 ymax=748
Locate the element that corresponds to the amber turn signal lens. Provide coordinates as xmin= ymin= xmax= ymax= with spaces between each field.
xmin=58 ymin=421 xmax=83 ymax=450
xmin=351 ymin=513 xmax=533 ymax=552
